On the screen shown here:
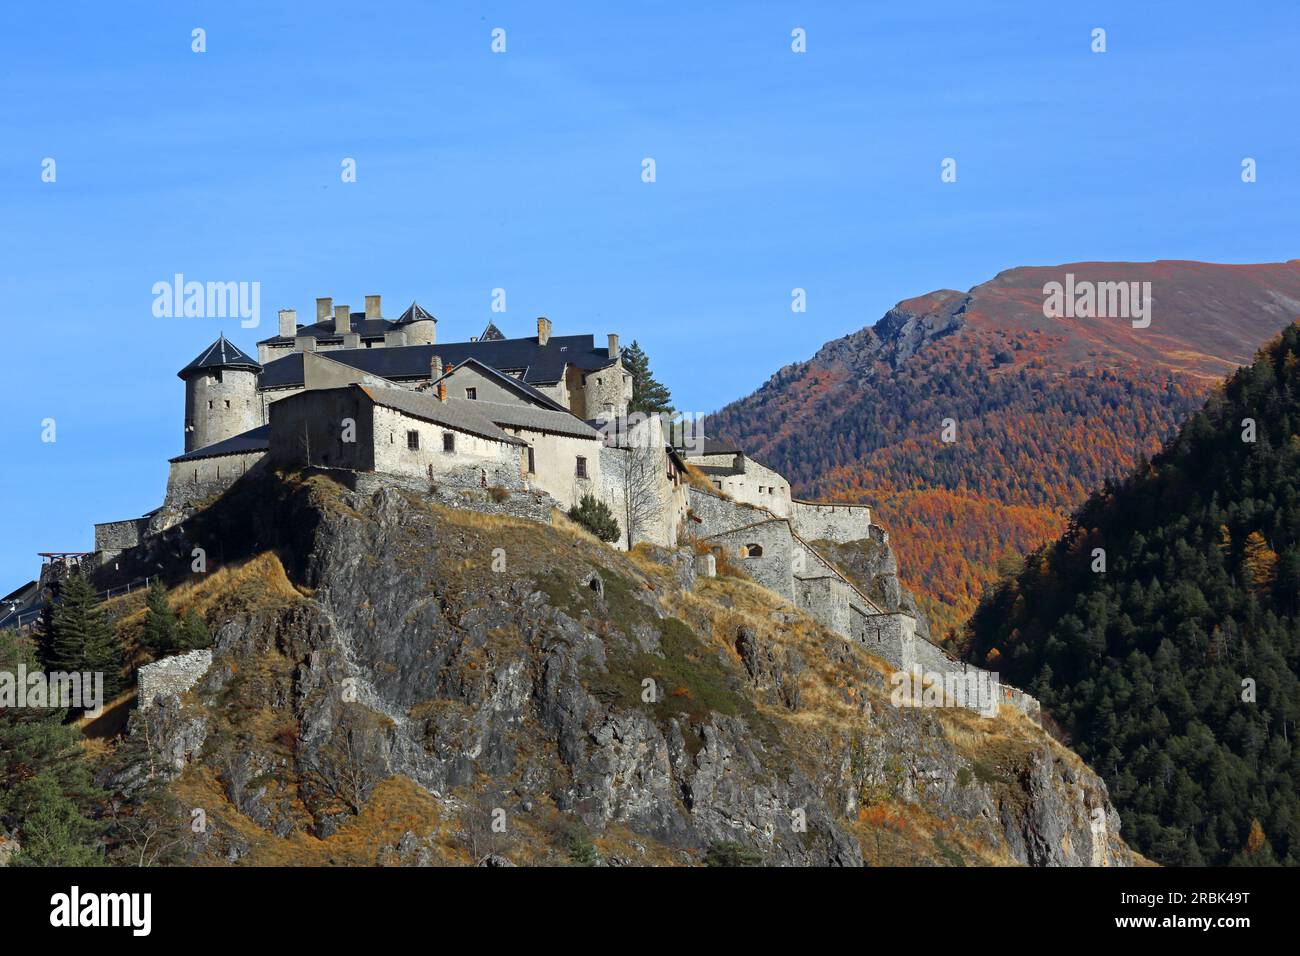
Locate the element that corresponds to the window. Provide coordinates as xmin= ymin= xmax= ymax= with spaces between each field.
xmin=527 ymin=447 xmax=535 ymax=474
xmin=758 ymin=486 xmax=766 ymax=494
xmin=443 ymin=432 xmax=455 ymax=453
xmin=713 ymin=480 xmax=722 ymax=490
xmin=406 ymin=430 xmax=419 ymax=450
xmin=743 ymin=544 xmax=764 ymax=558
xmin=575 ymin=456 xmax=588 ymax=479
xmin=224 ymin=399 xmax=231 ymax=409
xmin=207 ymin=400 xmax=213 ymax=409
xmin=465 ymin=388 xmax=477 ymax=400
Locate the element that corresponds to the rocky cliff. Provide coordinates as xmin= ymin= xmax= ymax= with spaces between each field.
xmin=102 ymin=472 xmax=1139 ymax=866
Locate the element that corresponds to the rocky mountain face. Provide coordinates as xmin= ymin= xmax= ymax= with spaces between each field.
xmin=710 ymin=260 xmax=1300 ymax=639
xmin=101 ymin=473 xmax=1137 ymax=866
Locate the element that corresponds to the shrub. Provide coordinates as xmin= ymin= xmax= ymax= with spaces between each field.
xmin=704 ymin=840 xmax=762 ymax=867
xmin=487 ymin=485 xmax=510 ymax=504
xmin=567 ymin=493 xmax=620 ymax=543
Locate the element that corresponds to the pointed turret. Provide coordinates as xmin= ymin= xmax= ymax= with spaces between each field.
xmin=394 ymin=301 xmax=437 ymax=345
xmin=178 ymin=334 xmax=262 ymax=452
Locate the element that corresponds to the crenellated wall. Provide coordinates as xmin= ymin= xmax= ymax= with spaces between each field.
xmin=790 ymin=500 xmax=873 ymax=543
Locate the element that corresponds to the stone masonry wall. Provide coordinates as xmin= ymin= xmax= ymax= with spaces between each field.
xmin=138 ymin=649 xmax=213 ymax=710
xmin=94 ymin=517 xmax=151 ymax=556
xmin=790 ymin=500 xmax=872 ymax=543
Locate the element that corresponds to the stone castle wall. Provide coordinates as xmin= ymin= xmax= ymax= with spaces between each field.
xmin=138 ymin=649 xmax=213 ymax=710
xmin=790 ymin=500 xmax=872 ymax=543
xmin=185 ymin=367 xmax=260 ymax=453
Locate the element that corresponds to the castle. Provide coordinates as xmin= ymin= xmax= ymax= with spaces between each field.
xmin=90 ymin=294 xmax=1037 ymax=719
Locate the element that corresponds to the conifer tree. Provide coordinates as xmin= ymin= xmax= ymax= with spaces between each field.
xmin=621 ymin=340 xmax=673 ymax=415
xmin=176 ymin=608 xmax=211 ymax=651
xmin=47 ymin=575 xmax=124 ymax=700
xmin=139 ymin=579 xmax=179 ymax=658
xmin=567 ymin=493 xmax=621 ymax=543
xmin=0 ymin=628 xmax=103 ymax=865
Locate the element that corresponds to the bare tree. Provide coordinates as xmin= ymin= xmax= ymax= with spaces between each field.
xmin=303 ymin=705 xmax=390 ymax=815
xmin=605 ymin=436 xmax=665 ymax=549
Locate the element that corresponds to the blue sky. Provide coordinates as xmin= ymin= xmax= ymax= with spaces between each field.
xmin=0 ymin=1 xmax=1297 ymax=586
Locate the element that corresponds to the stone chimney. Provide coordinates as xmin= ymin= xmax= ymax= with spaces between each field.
xmin=384 ymin=330 xmax=408 ymax=347
xmin=294 ymin=335 xmax=317 ymax=353
xmin=434 ymin=355 xmax=448 ymax=402
xmin=333 ymin=304 xmax=350 ymax=336
xmin=278 ymin=309 xmax=297 ymax=338
xmin=316 ymin=297 xmax=332 ymax=323
xmin=537 ymin=316 xmax=552 ymax=346
xmin=608 ymin=333 xmax=619 ymax=359
xmin=365 ymin=294 xmax=381 ymax=319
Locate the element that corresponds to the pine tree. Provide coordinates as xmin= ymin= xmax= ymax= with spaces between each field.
xmin=47 ymin=575 xmax=125 ymax=700
xmin=176 ymin=608 xmax=211 ymax=651
xmin=139 ymin=579 xmax=179 ymax=658
xmin=0 ymin=629 xmax=103 ymax=865
xmin=567 ymin=493 xmax=621 ymax=543
xmin=621 ymin=340 xmax=673 ymax=415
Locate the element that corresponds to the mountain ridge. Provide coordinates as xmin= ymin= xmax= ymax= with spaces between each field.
xmin=710 ymin=259 xmax=1300 ymax=638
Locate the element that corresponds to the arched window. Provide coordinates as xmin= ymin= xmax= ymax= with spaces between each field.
xmin=742 ymin=543 xmax=763 ymax=558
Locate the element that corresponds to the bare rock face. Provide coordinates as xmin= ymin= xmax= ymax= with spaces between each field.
xmin=114 ymin=477 xmax=1134 ymax=866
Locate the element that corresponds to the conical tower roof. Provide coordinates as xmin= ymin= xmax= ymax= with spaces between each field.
xmin=395 ymin=301 xmax=437 ymax=325
xmin=177 ymin=333 xmax=261 ymax=379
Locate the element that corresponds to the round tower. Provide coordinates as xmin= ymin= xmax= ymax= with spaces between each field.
xmin=395 ymin=301 xmax=437 ymax=346
xmin=178 ymin=334 xmax=262 ymax=452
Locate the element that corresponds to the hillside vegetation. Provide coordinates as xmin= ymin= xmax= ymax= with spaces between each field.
xmin=966 ymin=323 xmax=1300 ymax=866
xmin=711 ymin=261 xmax=1300 ymax=639
xmin=78 ymin=472 xmax=1136 ymax=867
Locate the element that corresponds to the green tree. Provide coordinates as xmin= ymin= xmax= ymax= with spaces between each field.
xmin=0 ymin=629 xmax=104 ymax=865
xmin=139 ymin=580 xmax=179 ymax=657
xmin=621 ymin=340 xmax=673 ymax=415
xmin=568 ymin=493 xmax=621 ymax=543
xmin=47 ymin=575 xmax=125 ymax=701
xmin=176 ymin=608 xmax=211 ymax=651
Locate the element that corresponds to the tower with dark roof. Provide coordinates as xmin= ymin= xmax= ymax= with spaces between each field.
xmin=178 ymin=334 xmax=262 ymax=453
xmin=395 ymin=301 xmax=437 ymax=346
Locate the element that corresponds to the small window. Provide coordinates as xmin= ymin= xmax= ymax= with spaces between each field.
xmin=407 ymin=430 xmax=420 ymax=450
xmin=207 ymin=400 xmax=213 ymax=409
xmin=465 ymin=388 xmax=477 ymax=400
xmin=743 ymin=543 xmax=764 ymax=558
xmin=224 ymin=399 xmax=231 ymax=409
xmin=758 ymin=486 xmax=765 ymax=494
xmin=443 ymin=432 xmax=455 ymax=453
xmin=527 ymin=447 xmax=535 ymax=474
xmin=576 ymin=456 xmax=588 ymax=479
xmin=713 ymin=480 xmax=722 ymax=490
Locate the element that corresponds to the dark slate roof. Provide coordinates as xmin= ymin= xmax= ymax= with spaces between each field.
xmin=677 ymin=437 xmax=743 ymax=456
xmin=396 ymin=301 xmax=437 ymax=326
xmin=257 ymin=312 xmax=398 ymax=346
xmin=170 ymin=424 xmax=270 ymax=463
xmin=438 ymin=358 xmax=570 ymax=412
xmin=178 ymin=334 xmax=262 ymax=378
xmin=478 ymin=320 xmax=506 ymax=341
xmin=259 ymin=334 xmax=617 ymax=390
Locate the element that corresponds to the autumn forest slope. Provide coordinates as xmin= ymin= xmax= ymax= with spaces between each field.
xmin=710 ymin=260 xmax=1300 ymax=638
